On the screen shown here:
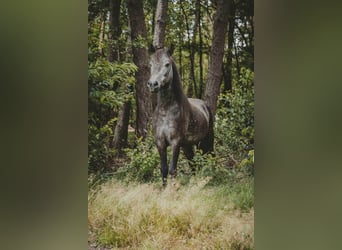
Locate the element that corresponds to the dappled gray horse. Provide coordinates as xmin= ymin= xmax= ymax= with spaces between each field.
xmin=147 ymin=45 xmax=214 ymax=185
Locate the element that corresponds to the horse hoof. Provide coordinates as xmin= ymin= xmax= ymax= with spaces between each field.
xmin=169 ymin=169 xmax=177 ymax=177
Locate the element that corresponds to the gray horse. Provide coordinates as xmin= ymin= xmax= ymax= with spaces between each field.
xmin=147 ymin=45 xmax=214 ymax=186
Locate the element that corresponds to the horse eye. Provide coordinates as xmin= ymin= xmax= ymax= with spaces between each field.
xmin=164 ymin=63 xmax=170 ymax=67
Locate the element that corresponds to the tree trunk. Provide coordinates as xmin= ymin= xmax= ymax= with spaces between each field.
xmin=108 ymin=0 xmax=122 ymax=62
xmin=178 ymin=35 xmax=183 ymax=79
xmin=153 ymin=0 xmax=168 ymax=49
xmin=112 ymin=101 xmax=131 ymax=151
xmin=223 ymin=11 xmax=235 ymax=92
xmin=204 ymin=0 xmax=230 ymax=116
xmin=189 ymin=0 xmax=200 ymax=98
xmin=197 ymin=0 xmax=203 ymax=98
xmin=127 ymin=0 xmax=152 ymax=139
xmin=98 ymin=12 xmax=105 ymax=57
xmin=234 ymin=38 xmax=241 ymax=79
xmin=180 ymin=0 xmax=196 ymax=98
xmin=108 ymin=0 xmax=132 ymax=153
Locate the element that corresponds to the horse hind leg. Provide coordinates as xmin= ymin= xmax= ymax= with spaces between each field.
xmin=198 ymin=128 xmax=214 ymax=155
xmin=183 ymin=144 xmax=196 ymax=175
xmin=198 ymin=130 xmax=214 ymax=154
xmin=199 ymin=107 xmax=215 ymax=155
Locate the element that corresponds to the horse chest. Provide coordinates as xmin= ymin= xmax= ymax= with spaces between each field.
xmin=153 ymin=105 xmax=183 ymax=144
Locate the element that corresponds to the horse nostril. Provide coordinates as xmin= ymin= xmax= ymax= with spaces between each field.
xmin=147 ymin=80 xmax=158 ymax=89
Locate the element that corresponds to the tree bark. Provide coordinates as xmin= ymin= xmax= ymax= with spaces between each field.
xmin=112 ymin=101 xmax=131 ymax=151
xmin=108 ymin=0 xmax=132 ymax=152
xmin=98 ymin=12 xmax=105 ymax=57
xmin=223 ymin=8 xmax=235 ymax=92
xmin=204 ymin=0 xmax=230 ymax=116
xmin=197 ymin=0 xmax=203 ymax=98
xmin=178 ymin=35 xmax=183 ymax=79
xmin=180 ymin=0 xmax=196 ymax=97
xmin=127 ymin=0 xmax=152 ymax=138
xmin=108 ymin=0 xmax=122 ymax=62
xmin=234 ymin=38 xmax=241 ymax=79
xmin=153 ymin=0 xmax=168 ymax=49
xmin=189 ymin=0 xmax=200 ymax=98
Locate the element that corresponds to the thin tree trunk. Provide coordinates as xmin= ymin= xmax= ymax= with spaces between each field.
xmin=178 ymin=35 xmax=183 ymax=79
xmin=108 ymin=0 xmax=132 ymax=152
xmin=153 ymin=0 xmax=168 ymax=49
xmin=248 ymin=16 xmax=254 ymax=70
xmin=98 ymin=12 xmax=105 ymax=57
xmin=223 ymin=12 xmax=235 ymax=92
xmin=190 ymin=3 xmax=199 ymax=98
xmin=127 ymin=0 xmax=152 ymax=139
xmin=112 ymin=101 xmax=131 ymax=151
xmin=234 ymin=38 xmax=240 ymax=79
xmin=197 ymin=0 xmax=203 ymax=98
xmin=189 ymin=0 xmax=200 ymax=98
xmin=249 ymin=16 xmax=254 ymax=49
xmin=108 ymin=0 xmax=122 ymax=62
xmin=180 ymin=0 xmax=196 ymax=97
xmin=204 ymin=0 xmax=230 ymax=116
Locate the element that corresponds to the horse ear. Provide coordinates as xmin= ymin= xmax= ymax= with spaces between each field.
xmin=149 ymin=44 xmax=155 ymax=53
xmin=167 ymin=44 xmax=175 ymax=56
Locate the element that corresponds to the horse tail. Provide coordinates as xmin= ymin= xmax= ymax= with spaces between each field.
xmin=199 ymin=106 xmax=215 ymax=154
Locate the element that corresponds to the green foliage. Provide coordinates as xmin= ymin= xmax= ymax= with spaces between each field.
xmin=215 ymin=67 xmax=254 ymax=173
xmin=213 ymin=178 xmax=254 ymax=212
xmin=115 ymin=133 xmax=160 ymax=182
xmin=88 ymin=59 xmax=137 ymax=172
xmin=131 ymin=35 xmax=148 ymax=49
xmin=88 ymin=120 xmax=115 ymax=172
xmin=88 ymin=59 xmax=137 ymax=108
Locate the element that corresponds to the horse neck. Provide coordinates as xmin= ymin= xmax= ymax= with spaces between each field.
xmin=157 ymin=61 xmax=189 ymax=109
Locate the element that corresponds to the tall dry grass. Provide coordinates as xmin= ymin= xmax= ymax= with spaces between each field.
xmin=88 ymin=177 xmax=253 ymax=249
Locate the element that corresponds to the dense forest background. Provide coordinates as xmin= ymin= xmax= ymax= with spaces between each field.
xmin=88 ymin=0 xmax=254 ymax=178
xmin=88 ymin=0 xmax=254 ymax=248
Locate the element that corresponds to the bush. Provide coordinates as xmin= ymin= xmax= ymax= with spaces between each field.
xmin=88 ymin=59 xmax=137 ymax=172
xmin=114 ymin=133 xmax=160 ymax=183
xmin=215 ymin=67 xmax=254 ymax=174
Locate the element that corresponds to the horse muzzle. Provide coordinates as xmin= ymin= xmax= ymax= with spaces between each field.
xmin=147 ymin=80 xmax=159 ymax=93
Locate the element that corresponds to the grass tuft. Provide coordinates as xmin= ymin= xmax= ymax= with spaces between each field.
xmin=88 ymin=177 xmax=253 ymax=249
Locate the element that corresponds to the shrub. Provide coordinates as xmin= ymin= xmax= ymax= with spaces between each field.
xmin=88 ymin=59 xmax=137 ymax=172
xmin=115 ymin=133 xmax=160 ymax=183
xmin=215 ymin=67 xmax=254 ymax=174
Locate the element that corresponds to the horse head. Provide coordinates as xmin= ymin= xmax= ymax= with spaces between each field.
xmin=147 ymin=45 xmax=175 ymax=93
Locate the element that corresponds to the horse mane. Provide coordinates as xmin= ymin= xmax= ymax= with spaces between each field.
xmin=170 ymin=58 xmax=188 ymax=103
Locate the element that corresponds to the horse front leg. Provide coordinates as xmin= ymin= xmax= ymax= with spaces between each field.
xmin=169 ymin=143 xmax=180 ymax=178
xmin=157 ymin=144 xmax=168 ymax=186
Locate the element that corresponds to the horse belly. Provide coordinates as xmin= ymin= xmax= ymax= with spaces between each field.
xmin=185 ymin=105 xmax=210 ymax=143
xmin=185 ymin=120 xmax=208 ymax=143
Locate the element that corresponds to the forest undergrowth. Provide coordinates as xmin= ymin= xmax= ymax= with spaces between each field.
xmin=88 ymin=176 xmax=253 ymax=250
